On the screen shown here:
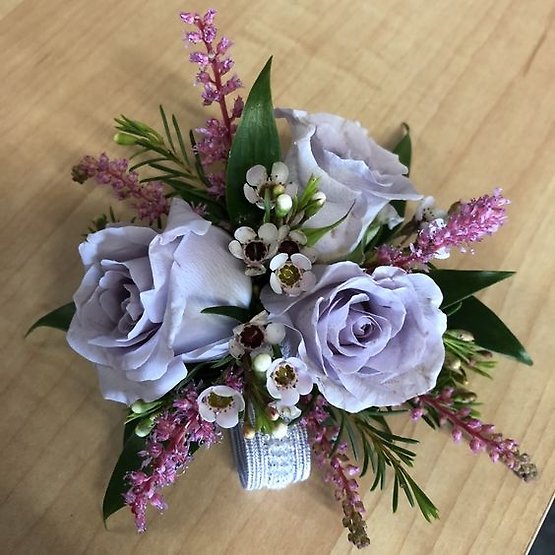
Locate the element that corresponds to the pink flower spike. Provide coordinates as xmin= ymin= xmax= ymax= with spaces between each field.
xmin=180 ymin=8 xmax=243 ymax=197
xmin=414 ymin=389 xmax=537 ymax=482
xmin=124 ymin=385 xmax=220 ymax=532
xmin=374 ymin=189 xmax=510 ymax=271
xmin=71 ymin=153 xmax=169 ymax=224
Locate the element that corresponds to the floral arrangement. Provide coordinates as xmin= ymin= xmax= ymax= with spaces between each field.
xmin=28 ymin=9 xmax=537 ymax=549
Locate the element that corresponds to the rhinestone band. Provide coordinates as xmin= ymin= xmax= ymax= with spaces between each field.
xmin=230 ymin=420 xmax=311 ymax=490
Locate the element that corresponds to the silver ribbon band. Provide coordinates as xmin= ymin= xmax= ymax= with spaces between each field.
xmin=230 ymin=421 xmax=311 ymax=490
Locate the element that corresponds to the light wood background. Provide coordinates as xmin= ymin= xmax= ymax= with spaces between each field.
xmin=1 ymin=1 xmax=554 ymax=554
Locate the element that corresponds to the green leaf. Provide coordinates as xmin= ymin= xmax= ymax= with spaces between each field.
xmin=226 ymin=57 xmax=280 ymax=227
xmin=393 ymin=123 xmax=412 ymax=172
xmin=346 ymin=222 xmax=381 ymax=263
xmin=159 ymin=105 xmax=176 ymax=153
xmin=391 ymin=123 xmax=412 ymax=217
xmin=447 ymin=295 xmax=533 ymax=365
xmin=26 ymin=302 xmax=75 ymax=337
xmin=301 ymin=203 xmax=353 ymax=248
xmin=430 ymin=269 xmax=515 ymax=309
xmin=103 ymin=431 xmax=146 ymax=523
xmin=201 ymin=305 xmax=252 ymax=322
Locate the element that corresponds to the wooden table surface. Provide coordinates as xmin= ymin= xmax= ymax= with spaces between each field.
xmin=1 ymin=1 xmax=554 ymax=554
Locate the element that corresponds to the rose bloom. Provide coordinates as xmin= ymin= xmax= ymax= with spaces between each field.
xmin=67 ymin=199 xmax=251 ymax=405
xmin=277 ymin=109 xmax=421 ymax=261
xmin=261 ymin=262 xmax=446 ymax=411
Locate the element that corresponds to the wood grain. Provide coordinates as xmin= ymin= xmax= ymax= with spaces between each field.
xmin=1 ymin=1 xmax=554 ymax=554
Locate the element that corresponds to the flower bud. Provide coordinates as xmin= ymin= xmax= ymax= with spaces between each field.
xmin=275 ymin=194 xmax=293 ymax=217
xmin=243 ymin=422 xmax=256 ymax=439
xmin=312 ymin=191 xmax=326 ymax=206
xmin=443 ymin=353 xmax=461 ymax=371
xmin=131 ymin=399 xmax=156 ymax=414
xmin=113 ymin=132 xmax=138 ymax=145
xmin=134 ymin=416 xmax=156 ymax=437
xmin=271 ymin=421 xmax=288 ymax=439
xmin=272 ymin=184 xmax=286 ymax=198
xmin=252 ymin=352 xmax=272 ymax=373
xmin=265 ymin=405 xmax=279 ymax=421
xmin=449 ymin=329 xmax=474 ymax=342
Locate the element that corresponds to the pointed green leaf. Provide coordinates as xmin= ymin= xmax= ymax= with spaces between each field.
xmin=447 ymin=295 xmax=533 ymax=366
xmin=226 ymin=58 xmax=280 ymax=227
xmin=346 ymin=222 xmax=381 ymax=263
xmin=103 ymin=431 xmax=146 ymax=523
xmin=430 ymin=269 xmax=515 ymax=309
xmin=301 ymin=204 xmax=353 ymax=248
xmin=201 ymin=305 xmax=252 ymax=322
xmin=26 ymin=302 xmax=75 ymax=337
xmin=391 ymin=123 xmax=412 ymax=217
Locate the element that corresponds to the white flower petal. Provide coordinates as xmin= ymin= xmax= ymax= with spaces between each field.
xmin=246 ymin=165 xmax=268 ymax=187
xmin=291 ymin=253 xmax=312 ymax=270
xmin=258 ymin=222 xmax=278 ymax=243
xmin=289 ymin=230 xmax=307 ymax=245
xmin=265 ymin=322 xmax=286 ymax=344
xmin=216 ymin=410 xmax=240 ymax=428
xmin=271 ymin=161 xmax=289 ymax=183
xmin=285 ymin=182 xmax=298 ymax=197
xmin=228 ymin=240 xmax=243 ymax=258
xmin=270 ymin=252 xmax=288 ymax=270
xmin=244 ymin=183 xmax=260 ymax=204
xmin=300 ymin=270 xmax=316 ymax=291
xmin=270 ymin=272 xmax=283 ymax=294
xmin=235 ymin=226 xmax=257 ymax=243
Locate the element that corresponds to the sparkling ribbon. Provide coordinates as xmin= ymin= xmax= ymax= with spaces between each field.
xmin=230 ymin=420 xmax=311 ymax=490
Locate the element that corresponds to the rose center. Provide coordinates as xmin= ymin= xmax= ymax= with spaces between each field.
xmin=272 ymin=363 xmax=298 ymax=388
xmin=244 ymin=240 xmax=267 ymax=262
xmin=277 ymin=263 xmax=301 ymax=286
xmin=239 ymin=324 xmax=265 ymax=349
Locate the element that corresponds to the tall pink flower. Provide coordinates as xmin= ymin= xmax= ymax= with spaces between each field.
xmin=124 ymin=385 xmax=220 ymax=532
xmin=376 ymin=189 xmax=509 ymax=270
xmin=180 ymin=9 xmax=244 ymax=198
xmin=72 ymin=153 xmax=169 ymax=224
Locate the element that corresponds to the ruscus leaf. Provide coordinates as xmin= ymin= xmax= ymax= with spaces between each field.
xmin=226 ymin=57 xmax=280 ymax=227
xmin=430 ymin=269 xmax=515 ymax=309
xmin=103 ymin=431 xmax=146 ymax=523
xmin=26 ymin=302 xmax=75 ymax=337
xmin=391 ymin=123 xmax=412 ymax=217
xmin=447 ymin=295 xmax=533 ymax=365
xmin=201 ymin=305 xmax=252 ymax=322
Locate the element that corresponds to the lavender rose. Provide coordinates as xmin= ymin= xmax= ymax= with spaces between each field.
xmin=67 ymin=199 xmax=251 ymax=405
xmin=261 ymin=262 xmax=446 ymax=411
xmin=276 ymin=109 xmax=421 ymax=261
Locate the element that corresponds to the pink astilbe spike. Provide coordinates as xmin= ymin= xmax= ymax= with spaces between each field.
xmin=180 ymin=9 xmax=244 ymax=199
xmin=71 ymin=153 xmax=169 ymax=224
xmin=124 ymin=385 xmax=220 ymax=532
xmin=375 ymin=189 xmax=510 ymax=271
xmin=411 ymin=388 xmax=537 ymax=481
xmin=303 ymin=395 xmax=370 ymax=549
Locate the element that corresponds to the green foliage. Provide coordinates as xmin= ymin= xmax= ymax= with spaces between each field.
xmin=391 ymin=123 xmax=412 ymax=218
xmin=86 ymin=206 xmax=120 ymax=234
xmin=346 ymin=222 xmax=381 ymax=263
xmin=447 ymin=296 xmax=533 ymax=365
xmin=330 ymin=407 xmax=439 ymax=521
xmin=114 ymin=108 xmax=226 ymax=223
xmin=201 ymin=305 xmax=253 ymax=322
xmin=430 ymin=269 xmax=514 ymax=309
xmin=226 ymin=58 xmax=281 ymax=227
xmin=26 ymin=302 xmax=75 ymax=337
xmin=103 ymin=431 xmax=146 ymax=523
xmin=301 ymin=204 xmax=353 ymax=248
